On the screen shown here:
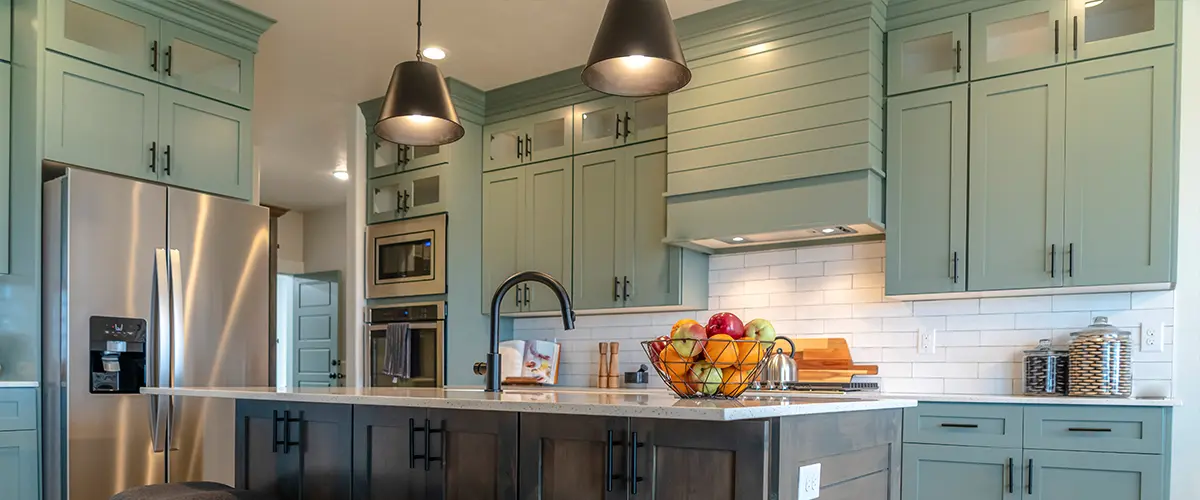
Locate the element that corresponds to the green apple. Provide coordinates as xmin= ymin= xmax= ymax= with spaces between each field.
xmin=691 ymin=362 xmax=724 ymax=396
xmin=742 ymin=318 xmax=777 ymax=343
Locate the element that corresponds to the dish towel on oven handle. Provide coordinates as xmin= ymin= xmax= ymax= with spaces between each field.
xmin=382 ymin=322 xmax=411 ymax=379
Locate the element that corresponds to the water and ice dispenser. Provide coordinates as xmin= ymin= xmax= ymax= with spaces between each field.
xmin=88 ymin=316 xmax=147 ymax=393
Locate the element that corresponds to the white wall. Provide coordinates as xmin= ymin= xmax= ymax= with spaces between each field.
xmin=303 ymin=204 xmax=347 ymax=274
xmin=277 ymin=211 xmax=305 ymax=274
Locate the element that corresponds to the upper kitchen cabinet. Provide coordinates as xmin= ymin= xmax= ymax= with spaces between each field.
xmin=0 ymin=0 xmax=12 ymax=61
xmin=158 ymin=86 xmax=253 ymax=200
xmin=0 ymin=62 xmax=10 ymax=275
xmin=970 ymin=0 xmax=1068 ymax=80
xmin=46 ymin=0 xmax=269 ymax=109
xmin=482 ymin=168 xmax=525 ymax=315
xmin=573 ymin=95 xmax=667 ymax=155
xmin=367 ymin=164 xmax=448 ymax=225
xmin=1068 ymin=0 xmax=1176 ymax=62
xmin=483 ymin=106 xmax=572 ymax=172
xmin=968 ymin=67 xmax=1066 ymax=292
xmin=368 ymin=132 xmax=401 ymax=179
xmin=1063 ymin=47 xmax=1175 ymax=287
xmin=887 ymin=14 xmax=968 ymax=95
xmin=885 ymin=85 xmax=968 ymax=296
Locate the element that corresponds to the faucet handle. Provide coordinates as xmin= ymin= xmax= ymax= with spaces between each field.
xmin=473 ymin=362 xmax=488 ymax=376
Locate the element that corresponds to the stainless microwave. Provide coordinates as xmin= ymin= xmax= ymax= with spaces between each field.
xmin=366 ymin=213 xmax=447 ymax=299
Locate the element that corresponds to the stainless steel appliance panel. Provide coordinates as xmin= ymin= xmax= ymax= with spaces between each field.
xmin=365 ymin=302 xmax=444 ymax=387
xmin=165 ymin=188 xmax=270 ymax=483
xmin=366 ymin=213 xmax=447 ymax=298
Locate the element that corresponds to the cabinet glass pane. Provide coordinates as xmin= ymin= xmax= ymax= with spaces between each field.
xmin=634 ymin=96 xmax=667 ymax=133
xmin=411 ymin=145 xmax=439 ymax=161
xmin=411 ymin=175 xmax=440 ymax=208
xmin=1085 ymin=0 xmax=1154 ymax=43
xmin=64 ymin=1 xmax=146 ymax=62
xmin=904 ymin=33 xmax=956 ymax=75
xmin=489 ymin=130 xmax=520 ymax=163
xmin=987 ymin=12 xmax=1052 ymax=62
xmin=374 ymin=140 xmax=399 ymax=167
xmin=532 ymin=117 xmax=566 ymax=153
xmin=580 ymin=107 xmax=618 ymax=142
xmin=373 ymin=185 xmax=398 ymax=216
xmin=170 ymin=38 xmax=241 ymax=94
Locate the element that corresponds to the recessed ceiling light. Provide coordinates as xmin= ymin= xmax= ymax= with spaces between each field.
xmin=731 ymin=236 xmax=745 ymax=242
xmin=331 ymin=170 xmax=349 ymax=181
xmin=422 ymin=46 xmax=447 ymax=60
xmin=820 ymin=228 xmax=837 ymax=234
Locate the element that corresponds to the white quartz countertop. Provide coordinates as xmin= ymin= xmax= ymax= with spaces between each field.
xmin=141 ymin=386 xmax=916 ymax=421
xmin=0 ymin=381 xmax=38 ymax=388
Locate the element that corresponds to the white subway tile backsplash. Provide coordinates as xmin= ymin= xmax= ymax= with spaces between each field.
xmin=510 ymin=242 xmax=1174 ymax=398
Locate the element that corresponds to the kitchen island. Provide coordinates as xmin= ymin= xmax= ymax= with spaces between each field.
xmin=144 ymin=386 xmax=915 ymax=500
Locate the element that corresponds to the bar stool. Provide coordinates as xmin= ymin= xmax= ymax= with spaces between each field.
xmin=110 ymin=482 xmax=276 ymax=500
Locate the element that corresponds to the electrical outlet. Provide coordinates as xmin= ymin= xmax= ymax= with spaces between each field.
xmin=798 ymin=463 xmax=821 ymax=500
xmin=1141 ymin=323 xmax=1164 ymax=353
xmin=918 ymin=327 xmax=937 ymax=354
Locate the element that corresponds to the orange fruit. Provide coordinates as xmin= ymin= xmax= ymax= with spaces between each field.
xmin=735 ymin=341 xmax=765 ymax=369
xmin=720 ymin=367 xmax=754 ymax=397
xmin=703 ymin=334 xmax=738 ymax=369
xmin=669 ymin=371 xmax=697 ymax=396
xmin=659 ymin=344 xmax=693 ymax=380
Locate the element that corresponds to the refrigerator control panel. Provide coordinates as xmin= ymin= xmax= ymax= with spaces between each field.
xmin=89 ymin=316 xmax=147 ymax=343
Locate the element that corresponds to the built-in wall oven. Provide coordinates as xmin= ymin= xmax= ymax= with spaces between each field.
xmin=366 ymin=302 xmax=444 ymax=387
xmin=366 ymin=212 xmax=447 ymax=299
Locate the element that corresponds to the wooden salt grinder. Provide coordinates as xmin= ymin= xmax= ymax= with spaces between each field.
xmin=607 ymin=342 xmax=621 ymax=388
xmin=598 ymin=343 xmax=609 ymax=388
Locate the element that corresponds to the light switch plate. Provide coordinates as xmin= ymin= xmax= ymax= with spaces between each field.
xmin=798 ymin=463 xmax=821 ymax=500
xmin=918 ymin=327 xmax=936 ymax=354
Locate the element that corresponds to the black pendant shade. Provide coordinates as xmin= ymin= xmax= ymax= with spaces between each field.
xmin=582 ymin=0 xmax=691 ymax=97
xmin=375 ymin=60 xmax=464 ymax=147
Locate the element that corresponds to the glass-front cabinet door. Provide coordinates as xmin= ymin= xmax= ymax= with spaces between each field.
xmin=483 ymin=120 xmax=523 ymax=172
xmin=160 ymin=20 xmax=255 ymax=108
xmin=627 ymin=95 xmax=668 ymax=144
xmin=887 ymin=14 xmax=969 ymax=95
xmin=971 ymin=1 xmax=1067 ymax=80
xmin=403 ymin=144 xmax=450 ymax=171
xmin=367 ymin=174 xmax=402 ymax=224
xmin=396 ymin=164 xmax=446 ymax=219
xmin=368 ymin=133 xmax=400 ymax=178
xmin=525 ymin=106 xmax=573 ymax=163
xmin=573 ymin=96 xmax=621 ymax=154
xmin=1068 ymin=0 xmax=1176 ymax=62
xmin=48 ymin=0 xmax=162 ymax=81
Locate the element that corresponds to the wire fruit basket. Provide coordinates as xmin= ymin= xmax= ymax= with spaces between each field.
xmin=641 ymin=338 xmax=775 ymax=399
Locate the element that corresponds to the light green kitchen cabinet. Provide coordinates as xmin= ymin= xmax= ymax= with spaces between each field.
xmin=621 ymin=141 xmax=682 ymax=308
xmin=47 ymin=0 xmax=162 ymax=81
xmin=1067 ymin=0 xmax=1175 ymax=63
xmin=573 ymin=95 xmax=667 ymax=155
xmin=159 ymin=19 xmax=254 ymax=109
xmin=1063 ymin=47 xmax=1175 ymax=287
xmin=522 ymin=159 xmax=573 ymax=312
xmin=902 ymin=444 xmax=1022 ymax=500
xmin=968 ymin=66 xmax=1066 ymax=292
xmin=158 ymin=86 xmax=252 ymax=200
xmin=368 ymin=132 xmax=400 ymax=179
xmin=0 ymin=431 xmax=38 ymax=500
xmin=404 ymin=144 xmax=450 ymax=172
xmin=0 ymin=0 xmax=11 ymax=61
xmin=887 ymin=14 xmax=968 ymax=95
xmin=482 ymin=168 xmax=525 ymax=315
xmin=572 ymin=147 xmax=623 ymax=310
xmin=44 ymin=52 xmax=160 ymax=182
xmin=1024 ymin=449 xmax=1165 ymax=500
xmin=885 ymin=84 xmax=968 ymax=296
xmin=367 ymin=164 xmax=448 ymax=225
xmin=483 ymin=106 xmax=573 ymax=172
xmin=970 ymin=0 xmax=1067 ymax=80
xmin=0 ymin=62 xmax=10 ymax=275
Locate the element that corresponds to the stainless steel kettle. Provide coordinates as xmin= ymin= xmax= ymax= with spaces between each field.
xmin=759 ymin=337 xmax=797 ymax=389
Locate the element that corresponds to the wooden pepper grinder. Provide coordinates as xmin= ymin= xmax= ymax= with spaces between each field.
xmin=598 ymin=343 xmax=609 ymax=388
xmin=607 ymin=342 xmax=621 ymax=389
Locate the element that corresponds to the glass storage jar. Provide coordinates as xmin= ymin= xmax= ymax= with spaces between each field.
xmin=1068 ymin=316 xmax=1133 ymax=398
xmin=1023 ymin=339 xmax=1069 ymax=396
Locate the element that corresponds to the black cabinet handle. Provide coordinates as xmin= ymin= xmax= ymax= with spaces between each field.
xmin=424 ymin=419 xmax=444 ymax=471
xmin=954 ymin=40 xmax=962 ymax=73
xmin=281 ymin=410 xmax=301 ymax=454
xmin=1068 ymin=427 xmax=1112 ymax=432
xmin=939 ymin=423 xmax=979 ymax=429
xmin=524 ymin=284 xmax=531 ymax=306
xmin=613 ymin=277 xmax=620 ymax=302
xmin=396 ymin=189 xmax=404 ymax=214
xmin=163 ymin=145 xmax=171 ymax=176
xmin=272 ymin=410 xmax=283 ymax=453
xmin=409 ymin=418 xmax=426 ymax=469
xmin=149 ymin=142 xmax=157 ymax=173
xmin=1067 ymin=243 xmax=1074 ymax=278
xmin=525 ymin=135 xmax=532 ymax=160
xmin=1027 ymin=458 xmax=1034 ymax=495
xmin=605 ymin=430 xmax=618 ymax=492
xmin=516 ymin=135 xmax=523 ymax=159
xmin=1054 ymin=20 xmax=1060 ymax=55
xmin=151 ymin=41 xmax=159 ymax=71
xmin=403 ymin=190 xmax=411 ymax=212
xmin=515 ymin=286 xmax=523 ymax=308
xmin=1008 ymin=458 xmax=1014 ymax=494
xmin=615 ymin=114 xmax=622 ymax=139
xmin=1073 ymin=16 xmax=1079 ymax=52
xmin=165 ymin=45 xmax=173 ymax=76
xmin=623 ymin=112 xmax=631 ymax=139
xmin=1049 ymin=244 xmax=1056 ymax=278
xmin=629 ymin=432 xmax=645 ymax=495
xmin=623 ymin=277 xmax=630 ymax=301
xmin=951 ymin=251 xmax=959 ymax=284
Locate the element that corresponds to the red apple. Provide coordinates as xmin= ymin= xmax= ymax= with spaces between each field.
xmin=670 ymin=319 xmax=707 ymax=359
xmin=706 ymin=312 xmax=745 ymax=340
xmin=742 ymin=318 xmax=777 ymax=343
xmin=648 ymin=335 xmax=670 ymax=363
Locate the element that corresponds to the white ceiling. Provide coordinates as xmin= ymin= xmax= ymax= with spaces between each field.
xmin=235 ymin=0 xmax=736 ymax=211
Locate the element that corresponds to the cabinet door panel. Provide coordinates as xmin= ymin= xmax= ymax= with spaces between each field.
xmin=45 ymin=53 xmax=159 ymax=182
xmin=1068 ymin=0 xmax=1175 ymax=62
xmin=524 ymin=158 xmax=573 ymax=312
xmin=47 ymin=0 xmax=161 ymax=81
xmin=1025 ymin=449 xmax=1164 ymax=500
xmin=369 ymin=133 xmax=400 ymax=178
xmin=405 ymin=143 xmax=450 ymax=171
xmin=971 ymin=0 xmax=1067 ymax=80
xmin=901 ymin=444 xmax=1021 ymax=500
xmin=426 ymin=409 xmax=518 ymax=500
xmin=574 ymin=96 xmax=622 ymax=155
xmin=0 ymin=63 xmax=9 ymax=275
xmin=628 ymin=95 xmax=668 ymax=144
xmin=401 ymin=164 xmax=447 ymax=219
xmin=518 ymin=414 xmax=629 ymax=500
xmin=160 ymin=20 xmax=254 ymax=108
xmin=234 ymin=400 xmax=289 ymax=497
xmin=968 ymin=67 xmax=1066 ymax=291
xmin=159 ymin=87 xmax=253 ymax=200
xmin=573 ymin=149 xmax=624 ymax=310
xmin=624 ymin=140 xmax=679 ymax=308
xmin=631 ymin=418 xmax=769 ymax=500
xmin=887 ymin=15 xmax=968 ymax=95
xmin=526 ymin=107 xmax=573 ymax=163
xmin=484 ymin=121 xmax=523 ymax=172
xmin=483 ymin=169 xmax=525 ymax=314
xmin=1064 ymin=47 xmax=1175 ymax=286
xmin=293 ymin=403 xmax=354 ymax=500
xmin=0 ymin=431 xmax=38 ymax=500
xmin=885 ymin=85 xmax=968 ymax=296
xmin=367 ymin=173 xmax=403 ymax=225
xmin=352 ymin=406 xmax=428 ymax=500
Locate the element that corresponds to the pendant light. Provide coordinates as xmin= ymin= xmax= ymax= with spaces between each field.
xmin=581 ymin=0 xmax=691 ymax=97
xmin=374 ymin=0 xmax=464 ymax=147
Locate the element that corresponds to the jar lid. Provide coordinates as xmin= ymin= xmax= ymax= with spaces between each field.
xmin=1023 ymin=339 xmax=1067 ymax=355
xmin=1069 ymin=316 xmax=1131 ymax=338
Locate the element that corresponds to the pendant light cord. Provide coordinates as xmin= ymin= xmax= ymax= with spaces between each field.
xmin=415 ymin=0 xmax=423 ymax=61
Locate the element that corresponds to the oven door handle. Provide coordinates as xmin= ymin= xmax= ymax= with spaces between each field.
xmin=369 ymin=322 xmax=441 ymax=332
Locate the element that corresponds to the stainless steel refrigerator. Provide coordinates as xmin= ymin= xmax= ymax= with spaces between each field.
xmin=42 ymin=168 xmax=270 ymax=500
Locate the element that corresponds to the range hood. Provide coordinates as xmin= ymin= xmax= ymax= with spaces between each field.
xmin=664 ymin=169 xmax=884 ymax=254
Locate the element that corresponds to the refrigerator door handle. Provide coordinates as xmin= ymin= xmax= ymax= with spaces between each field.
xmin=150 ymin=248 xmax=171 ymax=453
xmin=168 ymin=248 xmax=186 ymax=451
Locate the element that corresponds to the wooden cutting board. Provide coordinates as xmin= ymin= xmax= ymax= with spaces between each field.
xmin=772 ymin=337 xmax=878 ymax=383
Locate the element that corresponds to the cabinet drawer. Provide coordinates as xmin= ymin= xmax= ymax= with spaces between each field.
xmin=903 ymin=403 xmax=1023 ymax=448
xmin=1023 ymin=406 xmax=1165 ymax=454
xmin=0 ymin=389 xmax=36 ymax=432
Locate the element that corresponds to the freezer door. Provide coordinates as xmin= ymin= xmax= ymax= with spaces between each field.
xmin=165 ymin=188 xmax=270 ymax=483
xmin=55 ymin=169 xmax=169 ymax=500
